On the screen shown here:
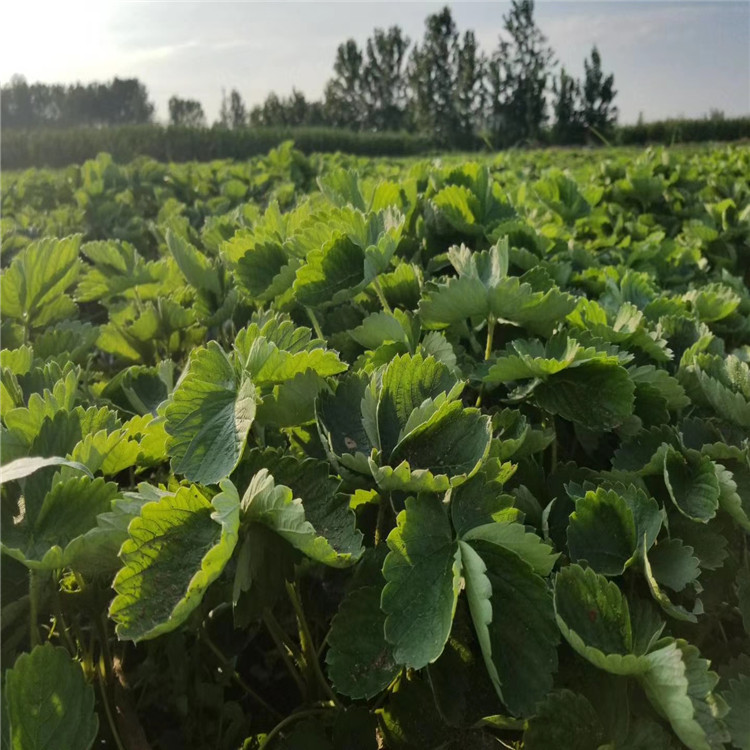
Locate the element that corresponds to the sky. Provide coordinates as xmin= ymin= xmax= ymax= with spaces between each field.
xmin=0 ymin=1 xmax=748 ymax=125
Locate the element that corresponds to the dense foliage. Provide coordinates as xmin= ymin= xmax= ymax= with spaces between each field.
xmin=2 ymin=143 xmax=750 ymax=750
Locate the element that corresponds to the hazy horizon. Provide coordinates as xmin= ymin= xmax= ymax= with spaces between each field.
xmin=1 ymin=1 xmax=748 ymax=126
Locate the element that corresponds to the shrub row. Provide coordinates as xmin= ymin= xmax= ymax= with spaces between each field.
xmin=2 ymin=117 xmax=748 ymax=169
xmin=0 ymin=125 xmax=436 ymax=169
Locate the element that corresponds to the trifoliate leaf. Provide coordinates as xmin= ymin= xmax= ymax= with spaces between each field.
xmin=109 ymin=481 xmax=240 ymax=641
xmin=382 ymin=495 xmax=461 ymax=669
xmin=5 ymin=643 xmax=98 ymax=750
xmin=326 ymin=586 xmax=399 ymax=699
xmin=165 ymin=342 xmax=257 ymax=484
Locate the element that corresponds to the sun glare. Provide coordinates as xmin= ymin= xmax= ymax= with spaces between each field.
xmin=0 ymin=1 xmax=114 ymax=83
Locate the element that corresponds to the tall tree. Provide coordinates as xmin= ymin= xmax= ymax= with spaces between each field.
xmin=168 ymin=96 xmax=206 ymax=127
xmin=324 ymin=39 xmax=365 ymax=128
xmin=454 ymin=30 xmax=485 ymax=146
xmin=361 ymin=26 xmax=411 ymax=131
xmin=0 ymin=76 xmax=154 ymax=128
xmin=407 ymin=6 xmax=462 ymax=146
xmin=581 ymin=46 xmax=618 ymax=137
xmin=487 ymin=0 xmax=554 ymax=145
xmin=217 ymin=88 xmax=247 ymax=129
xmin=551 ymin=67 xmax=584 ymax=144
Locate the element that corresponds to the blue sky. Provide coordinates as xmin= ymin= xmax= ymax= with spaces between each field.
xmin=1 ymin=1 xmax=748 ymax=124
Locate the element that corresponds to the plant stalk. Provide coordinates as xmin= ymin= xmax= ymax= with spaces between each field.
xmin=285 ymin=581 xmax=340 ymax=707
xmin=260 ymin=706 xmax=335 ymax=749
xmin=29 ymin=569 xmax=41 ymax=648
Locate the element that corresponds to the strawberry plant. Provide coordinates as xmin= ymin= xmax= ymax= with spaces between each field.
xmin=1 ymin=143 xmax=749 ymax=749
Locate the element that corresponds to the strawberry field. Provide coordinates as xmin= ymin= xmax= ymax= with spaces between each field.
xmin=1 ymin=142 xmax=749 ymax=749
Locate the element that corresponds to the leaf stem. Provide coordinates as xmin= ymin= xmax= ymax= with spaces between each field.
xmin=29 ymin=569 xmax=41 ymax=648
xmin=199 ymin=627 xmax=282 ymax=719
xmin=96 ymin=651 xmax=127 ymax=750
xmin=305 ymin=307 xmax=325 ymax=341
xmin=374 ymin=493 xmax=390 ymax=546
xmin=50 ymin=577 xmax=77 ymax=655
xmin=260 ymin=706 xmax=335 ymax=749
xmin=285 ymin=581 xmax=340 ymax=707
xmin=372 ymin=277 xmax=392 ymax=313
xmin=484 ymin=316 xmax=496 ymax=361
xmin=263 ymin=609 xmax=307 ymax=697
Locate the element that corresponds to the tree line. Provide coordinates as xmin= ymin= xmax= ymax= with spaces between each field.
xmin=2 ymin=2 xmax=617 ymax=148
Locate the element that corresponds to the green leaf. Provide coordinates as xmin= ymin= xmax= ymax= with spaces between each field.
xmin=317 ymin=168 xmax=367 ymax=211
xmin=239 ymin=469 xmax=362 ymax=566
xmin=448 ymin=471 xmax=516 ymax=537
xmin=5 ymin=643 xmax=98 ymax=750
xmin=349 ymin=310 xmax=415 ymax=350
xmin=0 ymin=456 xmax=91 ymax=484
xmin=326 ymin=586 xmax=399 ymax=699
xmin=648 ymin=538 xmax=700 ymax=593
xmin=523 ymin=690 xmax=607 ymax=750
xmin=233 ymin=315 xmax=346 ymax=386
xmin=382 ymin=495 xmax=461 ymax=669
xmin=641 ymin=538 xmax=699 ymax=623
xmin=293 ymin=234 xmax=366 ymax=308
xmin=462 ymin=521 xmax=558 ymax=576
xmin=377 ymin=353 xmax=459 ymax=458
xmin=0 ymin=235 xmax=81 ymax=329
xmin=567 ymin=488 xmax=637 ymax=575
xmin=2 ymin=476 xmax=118 ymax=570
xmin=236 ymin=449 xmax=363 ymax=560
xmin=535 ymin=362 xmax=635 ymax=431
xmin=388 ymin=400 xmax=491 ymax=480
xmin=4 ymin=369 xmax=79 ymax=445
xmin=723 ymin=672 xmax=750 ymax=750
xmin=69 ymin=429 xmax=142 ymax=476
xmin=109 ymin=481 xmax=240 ymax=641
xmin=554 ymin=564 xmax=649 ymax=675
xmin=663 ymin=449 xmax=720 ymax=523
xmin=165 ymin=342 xmax=257 ymax=484
xmin=166 ymin=229 xmax=221 ymax=296
xmin=638 ymin=639 xmax=729 ymax=750
xmin=460 ymin=539 xmax=558 ymax=715
xmin=316 ymin=373 xmax=376 ymax=471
